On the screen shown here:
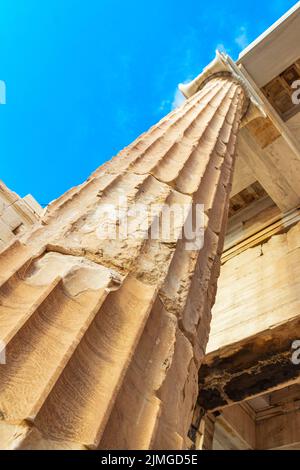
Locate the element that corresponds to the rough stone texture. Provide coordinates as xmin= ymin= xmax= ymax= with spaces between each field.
xmin=0 ymin=76 xmax=245 ymax=449
xmin=0 ymin=181 xmax=43 ymax=248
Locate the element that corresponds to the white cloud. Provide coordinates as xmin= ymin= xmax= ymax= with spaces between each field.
xmin=172 ymin=88 xmax=186 ymax=110
xmin=216 ymin=43 xmax=227 ymax=54
xmin=0 ymin=80 xmax=6 ymax=104
xmin=234 ymin=26 xmax=249 ymax=50
xmin=158 ymin=99 xmax=171 ymax=113
xmin=158 ymin=87 xmax=186 ymax=114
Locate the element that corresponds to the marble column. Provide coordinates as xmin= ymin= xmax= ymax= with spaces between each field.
xmin=0 ymin=73 xmax=246 ymax=449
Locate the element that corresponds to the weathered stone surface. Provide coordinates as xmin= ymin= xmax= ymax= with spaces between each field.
xmin=0 ymin=76 xmax=245 ymax=449
xmin=198 ymin=222 xmax=300 ymax=411
xmin=0 ymin=181 xmax=42 ymax=248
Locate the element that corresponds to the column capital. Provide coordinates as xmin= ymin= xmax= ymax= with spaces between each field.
xmin=179 ymin=50 xmax=266 ymax=126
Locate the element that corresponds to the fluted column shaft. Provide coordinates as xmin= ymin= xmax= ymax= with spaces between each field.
xmin=0 ymin=75 xmax=245 ymax=449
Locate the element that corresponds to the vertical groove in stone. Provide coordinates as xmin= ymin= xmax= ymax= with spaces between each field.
xmin=0 ymin=76 xmax=245 ymax=450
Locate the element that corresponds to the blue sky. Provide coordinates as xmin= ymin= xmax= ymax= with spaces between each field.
xmin=0 ymin=0 xmax=297 ymax=205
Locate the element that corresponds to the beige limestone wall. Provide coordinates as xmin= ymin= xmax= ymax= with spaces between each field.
xmin=207 ymin=221 xmax=300 ymax=353
xmin=0 ymin=181 xmax=43 ymax=248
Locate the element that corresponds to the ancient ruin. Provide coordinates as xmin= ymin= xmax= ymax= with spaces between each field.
xmin=0 ymin=181 xmax=42 ymax=249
